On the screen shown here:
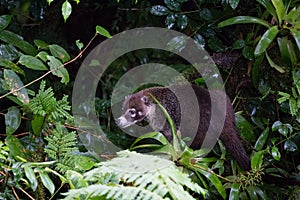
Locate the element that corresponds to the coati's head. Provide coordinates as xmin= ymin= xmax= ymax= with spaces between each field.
xmin=116 ymin=91 xmax=153 ymax=128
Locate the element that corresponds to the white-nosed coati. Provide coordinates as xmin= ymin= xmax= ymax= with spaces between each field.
xmin=116 ymin=85 xmax=251 ymax=170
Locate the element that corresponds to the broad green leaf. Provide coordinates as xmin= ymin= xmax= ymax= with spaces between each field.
xmin=37 ymin=51 xmax=49 ymax=62
xmin=271 ymin=0 xmax=285 ymax=23
xmin=233 ymin=39 xmax=245 ymax=49
xmin=19 ymin=55 xmax=48 ymax=70
xmin=229 ymin=183 xmax=240 ymax=200
xmin=251 ymin=150 xmax=265 ymax=170
xmin=31 ymin=115 xmax=45 ymax=135
xmin=271 ymin=146 xmax=281 ymax=160
xmin=254 ymin=127 xmax=269 ymax=151
xmin=62 ymin=1 xmax=72 ymax=22
xmin=177 ymin=14 xmax=188 ymax=29
xmin=4 ymin=69 xmax=29 ymax=104
xmin=0 ymin=43 xmax=20 ymax=60
xmin=130 ymin=132 xmax=169 ymax=149
xmin=74 ymin=156 xmax=95 ymax=171
xmin=286 ymin=7 xmax=300 ymax=22
xmin=39 ymin=171 xmax=55 ymax=194
xmin=229 ymin=0 xmax=240 ymax=9
xmin=150 ymin=5 xmax=170 ymax=16
xmin=47 ymin=0 xmax=54 ymax=5
xmin=284 ymin=140 xmax=298 ymax=152
xmin=66 ymin=170 xmax=88 ymax=189
xmin=218 ymin=16 xmax=270 ymax=28
xmin=197 ymin=164 xmax=226 ymax=199
xmin=34 ymin=39 xmax=49 ymax=49
xmin=235 ymin=113 xmax=256 ymax=142
xmin=96 ymin=26 xmax=112 ymax=38
xmin=24 ymin=166 xmax=38 ymax=191
xmin=290 ymin=28 xmax=300 ymax=50
xmin=265 ymin=52 xmax=285 ymax=73
xmin=75 ymin=39 xmax=83 ymax=50
xmin=257 ymin=0 xmax=277 ymax=18
xmin=271 ymin=120 xmax=282 ymax=131
xmin=254 ymin=26 xmax=279 ymax=56
xmin=5 ymin=106 xmax=21 ymax=135
xmin=165 ymin=14 xmax=176 ymax=29
xmin=0 ymin=30 xmax=37 ymax=55
xmin=242 ymin=45 xmax=254 ymax=60
xmin=0 ymin=15 xmax=12 ymax=31
xmin=164 ymin=0 xmax=181 ymax=11
xmin=47 ymin=56 xmax=69 ymax=84
xmin=0 ymin=60 xmax=24 ymax=75
xmin=49 ymin=44 xmax=70 ymax=63
xmin=277 ymin=37 xmax=297 ymax=67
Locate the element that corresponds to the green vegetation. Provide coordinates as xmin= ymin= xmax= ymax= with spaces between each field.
xmin=0 ymin=0 xmax=299 ymax=199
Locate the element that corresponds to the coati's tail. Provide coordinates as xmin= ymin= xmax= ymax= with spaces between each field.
xmin=220 ymin=123 xmax=251 ymax=171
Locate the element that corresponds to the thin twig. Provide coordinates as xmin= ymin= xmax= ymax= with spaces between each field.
xmin=17 ymin=186 xmax=35 ymax=200
xmin=0 ymin=33 xmax=98 ymax=100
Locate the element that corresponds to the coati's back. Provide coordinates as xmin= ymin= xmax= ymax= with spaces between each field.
xmin=118 ymin=85 xmax=250 ymax=170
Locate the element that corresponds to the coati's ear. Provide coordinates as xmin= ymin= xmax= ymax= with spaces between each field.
xmin=141 ymin=96 xmax=149 ymax=105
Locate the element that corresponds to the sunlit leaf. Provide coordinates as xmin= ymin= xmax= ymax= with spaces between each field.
xmin=19 ymin=55 xmax=48 ymax=71
xmin=24 ymin=166 xmax=38 ymax=191
xmin=0 ymin=15 xmax=12 ymax=31
xmin=251 ymin=150 xmax=265 ymax=170
xmin=47 ymin=55 xmax=69 ymax=84
xmin=66 ymin=170 xmax=88 ymax=189
xmin=218 ymin=16 xmax=270 ymax=28
xmin=74 ymin=156 xmax=95 ymax=171
xmin=229 ymin=183 xmax=240 ymax=200
xmin=271 ymin=0 xmax=285 ymax=23
xmin=254 ymin=26 xmax=279 ymax=56
xmin=271 ymin=146 xmax=281 ymax=160
xmin=39 ymin=171 xmax=55 ymax=194
xmin=4 ymin=69 xmax=29 ymax=104
xmin=49 ymin=44 xmax=71 ymax=63
xmin=254 ymin=127 xmax=269 ymax=151
xmin=62 ymin=1 xmax=72 ymax=22
xmin=96 ymin=26 xmax=112 ymax=38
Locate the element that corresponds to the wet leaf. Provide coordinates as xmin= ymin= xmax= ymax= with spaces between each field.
xmin=62 ymin=0 xmax=72 ymax=22
xmin=289 ymin=28 xmax=300 ymax=50
xmin=47 ymin=56 xmax=69 ymax=84
xmin=254 ymin=127 xmax=269 ymax=151
xmin=271 ymin=146 xmax=281 ymax=160
xmin=0 ymin=15 xmax=12 ymax=31
xmin=165 ymin=14 xmax=176 ymax=29
xmin=229 ymin=183 xmax=240 ymax=200
xmin=218 ymin=16 xmax=270 ymax=28
xmin=39 ymin=171 xmax=55 ymax=194
xmin=5 ymin=106 xmax=21 ymax=135
xmin=24 ymin=166 xmax=38 ymax=191
xmin=150 ymin=5 xmax=170 ymax=16
xmin=284 ymin=140 xmax=298 ymax=152
xmin=254 ymin=26 xmax=279 ymax=56
xmin=96 ymin=25 xmax=112 ymax=38
xmin=164 ymin=0 xmax=181 ymax=11
xmin=265 ymin=52 xmax=285 ymax=73
xmin=229 ymin=0 xmax=240 ymax=9
xmin=251 ymin=150 xmax=265 ymax=170
xmin=49 ymin=44 xmax=70 ymax=63
xmin=271 ymin=0 xmax=285 ymax=23
xmin=176 ymin=14 xmax=188 ymax=29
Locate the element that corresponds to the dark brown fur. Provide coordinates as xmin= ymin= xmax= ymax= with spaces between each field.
xmin=118 ymin=85 xmax=250 ymax=170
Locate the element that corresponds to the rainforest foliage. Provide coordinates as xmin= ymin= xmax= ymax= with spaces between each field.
xmin=0 ymin=0 xmax=299 ymax=199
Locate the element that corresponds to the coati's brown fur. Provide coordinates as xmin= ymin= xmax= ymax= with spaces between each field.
xmin=116 ymin=85 xmax=250 ymax=170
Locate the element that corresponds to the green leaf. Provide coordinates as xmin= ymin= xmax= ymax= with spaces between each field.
xmin=74 ymin=156 xmax=95 ymax=171
xmin=235 ymin=113 xmax=256 ymax=142
xmin=39 ymin=171 xmax=55 ymax=195
xmin=197 ymin=164 xmax=226 ymax=199
xmin=242 ymin=45 xmax=254 ymax=60
xmin=131 ymin=132 xmax=169 ymax=149
xmin=19 ymin=55 xmax=48 ymax=70
xmin=0 ymin=60 xmax=24 ymax=75
xmin=0 ymin=15 xmax=12 ymax=31
xmin=62 ymin=1 xmax=72 ymax=22
xmin=177 ymin=14 xmax=188 ymax=29
xmin=76 ymin=39 xmax=83 ymax=50
xmin=4 ymin=69 xmax=29 ymax=104
xmin=34 ymin=39 xmax=49 ymax=49
xmin=66 ymin=170 xmax=88 ymax=189
xmin=47 ymin=56 xmax=69 ymax=84
xmin=150 ymin=5 xmax=170 ymax=16
xmin=289 ymin=28 xmax=300 ymax=50
xmin=271 ymin=0 xmax=285 ymax=23
xmin=229 ymin=0 xmax=240 ymax=9
xmin=271 ymin=146 xmax=281 ymax=160
xmin=277 ymin=37 xmax=297 ymax=67
xmin=233 ymin=39 xmax=245 ymax=49
xmin=251 ymin=150 xmax=265 ymax=171
xmin=289 ymin=97 xmax=297 ymax=116
xmin=254 ymin=26 xmax=279 ymax=56
xmin=286 ymin=7 xmax=300 ymax=22
xmin=95 ymin=26 xmax=112 ymax=38
xmin=0 ymin=30 xmax=37 ymax=55
xmin=24 ymin=166 xmax=38 ymax=191
xmin=252 ymin=54 xmax=264 ymax=87
xmin=218 ymin=16 xmax=270 ymax=28
xmin=257 ymin=0 xmax=277 ymax=18
xmin=265 ymin=52 xmax=285 ymax=73
xmin=284 ymin=140 xmax=298 ymax=152
xmin=164 ymin=0 xmax=181 ymax=11
xmin=254 ymin=127 xmax=269 ymax=151
xmin=31 ymin=115 xmax=45 ymax=136
xmin=5 ymin=106 xmax=21 ymax=135
xmin=37 ymin=51 xmax=49 ymax=62
xmin=49 ymin=44 xmax=70 ymax=63
xmin=229 ymin=183 xmax=240 ymax=200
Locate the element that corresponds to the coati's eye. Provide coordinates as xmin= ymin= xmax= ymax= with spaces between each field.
xmin=128 ymin=108 xmax=136 ymax=117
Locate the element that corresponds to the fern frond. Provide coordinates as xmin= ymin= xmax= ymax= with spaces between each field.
xmin=63 ymin=184 xmax=167 ymax=200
